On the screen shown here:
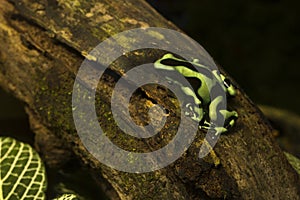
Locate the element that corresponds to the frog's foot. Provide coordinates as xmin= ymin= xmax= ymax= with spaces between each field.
xmin=199 ymin=121 xmax=228 ymax=137
xmin=221 ymin=110 xmax=238 ymax=129
xmin=199 ymin=120 xmax=210 ymax=130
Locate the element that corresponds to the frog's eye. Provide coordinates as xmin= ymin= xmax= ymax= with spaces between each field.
xmin=223 ymin=78 xmax=232 ymax=88
xmin=223 ymin=78 xmax=236 ymax=96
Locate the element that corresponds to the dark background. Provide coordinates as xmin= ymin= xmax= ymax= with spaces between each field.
xmin=147 ymin=0 xmax=300 ymax=115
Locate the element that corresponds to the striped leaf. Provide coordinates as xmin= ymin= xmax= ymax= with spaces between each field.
xmin=284 ymin=152 xmax=300 ymax=175
xmin=53 ymin=194 xmax=78 ymax=200
xmin=0 ymin=137 xmax=47 ymax=200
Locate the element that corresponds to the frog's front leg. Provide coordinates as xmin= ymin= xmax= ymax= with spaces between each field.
xmin=200 ymin=96 xmax=238 ymax=136
xmin=199 ymin=121 xmax=227 ymax=137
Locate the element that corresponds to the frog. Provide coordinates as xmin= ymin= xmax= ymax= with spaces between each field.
xmin=154 ymin=53 xmax=238 ymax=137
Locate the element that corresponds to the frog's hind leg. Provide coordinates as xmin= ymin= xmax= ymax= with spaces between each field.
xmin=220 ymin=109 xmax=238 ymax=129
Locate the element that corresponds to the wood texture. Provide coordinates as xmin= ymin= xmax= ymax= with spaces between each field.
xmin=0 ymin=0 xmax=299 ymax=199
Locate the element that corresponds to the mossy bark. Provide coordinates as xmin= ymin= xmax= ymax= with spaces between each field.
xmin=0 ymin=0 xmax=299 ymax=199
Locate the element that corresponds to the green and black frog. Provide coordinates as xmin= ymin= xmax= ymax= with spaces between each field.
xmin=154 ymin=53 xmax=238 ymax=137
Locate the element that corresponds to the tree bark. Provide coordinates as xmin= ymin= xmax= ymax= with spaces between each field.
xmin=0 ymin=0 xmax=299 ymax=199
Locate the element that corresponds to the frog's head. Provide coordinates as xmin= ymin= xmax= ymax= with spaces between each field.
xmin=220 ymin=74 xmax=236 ymax=96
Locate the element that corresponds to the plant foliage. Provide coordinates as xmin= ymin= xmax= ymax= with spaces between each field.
xmin=0 ymin=137 xmax=47 ymax=200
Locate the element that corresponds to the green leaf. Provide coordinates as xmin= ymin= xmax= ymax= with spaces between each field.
xmin=0 ymin=137 xmax=47 ymax=200
xmin=53 ymin=194 xmax=78 ymax=200
xmin=284 ymin=152 xmax=300 ymax=175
